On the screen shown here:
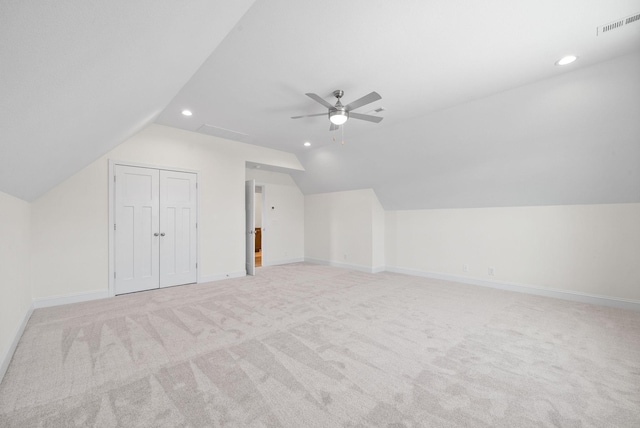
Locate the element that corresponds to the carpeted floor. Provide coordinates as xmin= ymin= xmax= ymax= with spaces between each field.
xmin=1 ymin=263 xmax=639 ymax=427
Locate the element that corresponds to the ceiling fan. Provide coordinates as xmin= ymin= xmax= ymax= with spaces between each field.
xmin=291 ymin=90 xmax=383 ymax=131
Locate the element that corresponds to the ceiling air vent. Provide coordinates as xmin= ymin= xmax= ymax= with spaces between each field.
xmin=197 ymin=124 xmax=252 ymax=143
xmin=597 ymin=12 xmax=640 ymax=35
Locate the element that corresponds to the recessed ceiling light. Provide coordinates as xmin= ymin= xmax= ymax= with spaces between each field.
xmin=304 ymin=142 xmax=311 ymax=147
xmin=555 ymin=55 xmax=578 ymax=66
xmin=181 ymin=109 xmax=193 ymax=116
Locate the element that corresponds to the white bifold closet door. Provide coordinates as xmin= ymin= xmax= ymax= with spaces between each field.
xmin=114 ymin=165 xmax=197 ymax=295
xmin=159 ymin=169 xmax=198 ymax=288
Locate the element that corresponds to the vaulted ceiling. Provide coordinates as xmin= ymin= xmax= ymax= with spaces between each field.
xmin=2 ymin=1 xmax=640 ymax=208
xmin=0 ymin=0 xmax=255 ymax=201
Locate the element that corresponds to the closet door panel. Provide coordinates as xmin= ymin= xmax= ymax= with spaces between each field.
xmin=114 ymin=166 xmax=160 ymax=294
xmin=160 ymin=170 xmax=197 ymax=287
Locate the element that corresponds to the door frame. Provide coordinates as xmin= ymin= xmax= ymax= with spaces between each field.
xmin=245 ymin=181 xmax=268 ymax=273
xmin=108 ymin=160 xmax=200 ymax=297
xmin=245 ymin=180 xmax=256 ymax=276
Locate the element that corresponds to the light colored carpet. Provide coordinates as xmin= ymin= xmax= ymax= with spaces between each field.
xmin=1 ymin=263 xmax=639 ymax=427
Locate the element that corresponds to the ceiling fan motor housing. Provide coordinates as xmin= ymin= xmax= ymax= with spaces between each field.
xmin=329 ymin=90 xmax=348 ymax=125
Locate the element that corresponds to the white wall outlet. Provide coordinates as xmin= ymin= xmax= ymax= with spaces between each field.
xmin=488 ymin=267 xmax=495 ymax=276
xmin=463 ymin=264 xmax=469 ymax=272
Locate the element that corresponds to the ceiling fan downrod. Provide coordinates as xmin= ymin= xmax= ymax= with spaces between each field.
xmin=329 ymin=90 xmax=348 ymax=125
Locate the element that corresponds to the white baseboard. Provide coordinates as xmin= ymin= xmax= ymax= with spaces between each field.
xmin=198 ymin=271 xmax=246 ymax=283
xmin=262 ymin=257 xmax=304 ymax=267
xmin=305 ymin=258 xmax=384 ymax=274
xmin=386 ymin=266 xmax=640 ymax=312
xmin=33 ymin=290 xmax=109 ymax=309
xmin=1 ymin=302 xmax=34 ymax=384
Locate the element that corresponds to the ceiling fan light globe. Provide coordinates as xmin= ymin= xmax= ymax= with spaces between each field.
xmin=329 ymin=110 xmax=348 ymax=125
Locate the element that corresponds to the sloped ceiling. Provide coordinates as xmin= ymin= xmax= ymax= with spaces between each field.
xmin=157 ymin=0 xmax=640 ymax=209
xmin=2 ymin=1 xmax=639 ymax=209
xmin=0 ymin=0 xmax=255 ymax=201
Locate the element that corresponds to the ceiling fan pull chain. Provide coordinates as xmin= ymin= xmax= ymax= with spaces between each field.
xmin=341 ymin=123 xmax=345 ymax=145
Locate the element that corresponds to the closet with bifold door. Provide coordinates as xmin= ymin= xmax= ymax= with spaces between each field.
xmin=113 ymin=164 xmax=197 ymax=295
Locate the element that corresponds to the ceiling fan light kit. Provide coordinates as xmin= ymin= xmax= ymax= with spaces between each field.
xmin=329 ymin=109 xmax=348 ymax=125
xmin=292 ymin=89 xmax=383 ymax=131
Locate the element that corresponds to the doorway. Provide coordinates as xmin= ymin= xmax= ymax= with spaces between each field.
xmin=110 ymin=163 xmax=198 ymax=295
xmin=255 ymin=185 xmax=263 ymax=267
xmin=245 ymin=180 xmax=266 ymax=276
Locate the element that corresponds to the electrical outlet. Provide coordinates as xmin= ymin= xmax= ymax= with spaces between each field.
xmin=463 ymin=264 xmax=469 ymax=272
xmin=488 ymin=267 xmax=495 ymax=276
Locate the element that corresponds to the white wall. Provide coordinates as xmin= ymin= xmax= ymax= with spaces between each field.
xmin=305 ymin=189 xmax=384 ymax=272
xmin=371 ymin=193 xmax=385 ymax=272
xmin=386 ymin=203 xmax=640 ymax=302
xmin=246 ymin=169 xmax=304 ymax=265
xmin=29 ymin=124 xmax=303 ymax=299
xmin=0 ymin=191 xmax=32 ymax=380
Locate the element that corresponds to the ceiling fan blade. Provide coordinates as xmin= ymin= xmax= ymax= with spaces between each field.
xmin=306 ymin=93 xmax=335 ymax=109
xmin=349 ymin=112 xmax=383 ymax=123
xmin=330 ymin=123 xmax=340 ymax=131
xmin=291 ymin=113 xmax=326 ymax=119
xmin=345 ymin=91 xmax=381 ymax=111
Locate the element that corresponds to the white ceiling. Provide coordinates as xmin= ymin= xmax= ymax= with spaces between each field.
xmin=3 ymin=1 xmax=640 ymax=208
xmin=0 ymin=0 xmax=255 ymax=201
xmin=157 ymin=0 xmax=640 ymax=209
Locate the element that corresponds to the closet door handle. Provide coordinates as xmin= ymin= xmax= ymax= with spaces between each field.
xmin=154 ymin=233 xmax=159 ymax=237
xmin=160 ymin=233 xmax=166 ymax=237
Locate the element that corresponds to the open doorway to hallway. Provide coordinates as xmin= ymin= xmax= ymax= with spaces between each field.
xmin=255 ymin=185 xmax=263 ymax=268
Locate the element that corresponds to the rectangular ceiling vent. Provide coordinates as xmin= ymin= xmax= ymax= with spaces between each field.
xmin=197 ymin=124 xmax=252 ymax=143
xmin=597 ymin=12 xmax=640 ymax=35
xmin=364 ymin=107 xmax=385 ymax=115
